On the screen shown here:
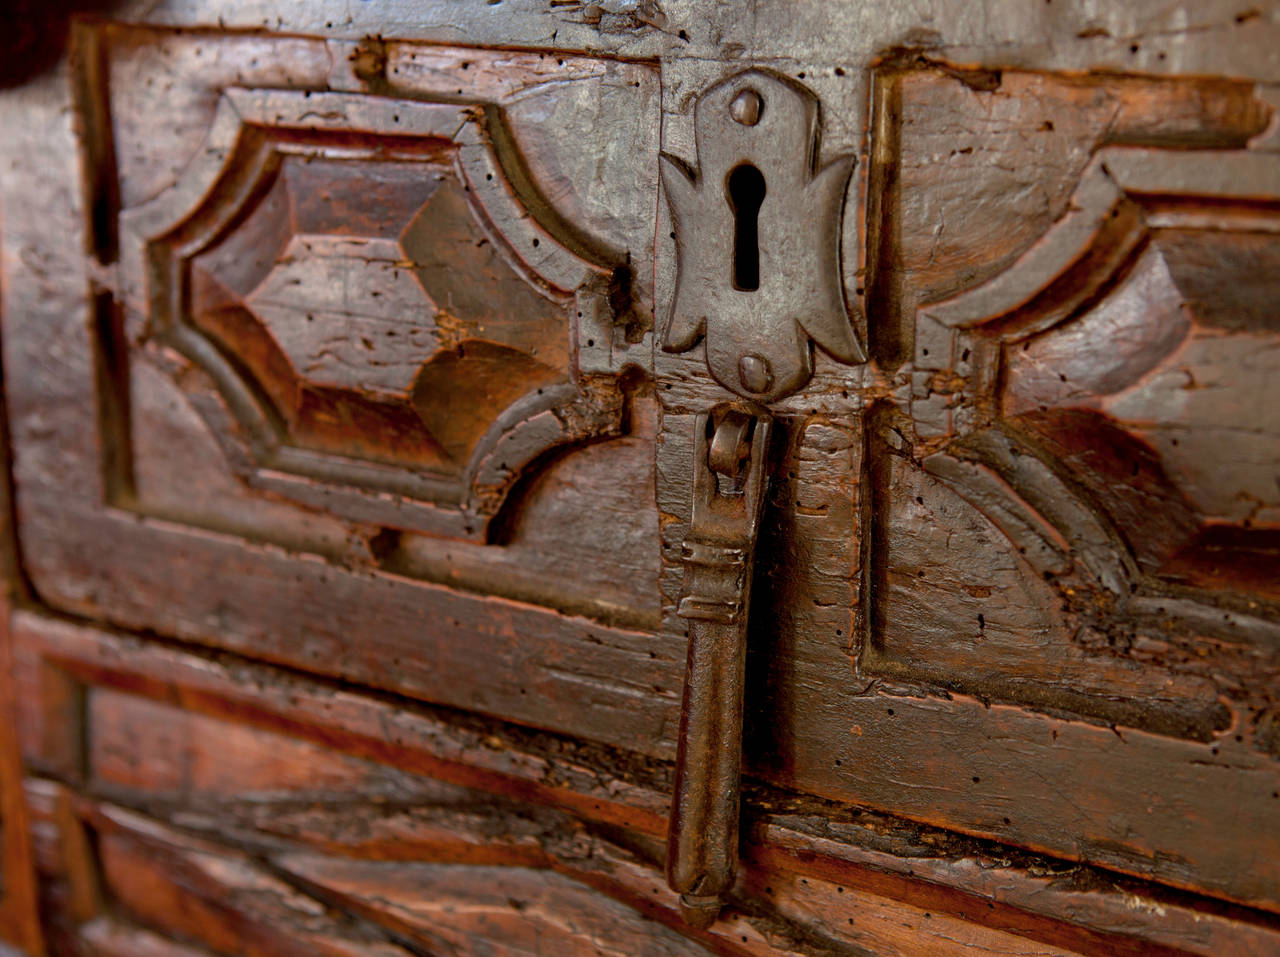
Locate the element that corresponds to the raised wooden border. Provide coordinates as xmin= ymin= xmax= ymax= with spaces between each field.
xmin=12 ymin=608 xmax=1280 ymax=957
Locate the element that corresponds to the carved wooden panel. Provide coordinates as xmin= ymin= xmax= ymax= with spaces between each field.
xmin=896 ymin=146 xmax=1280 ymax=734
xmin=650 ymin=58 xmax=1280 ymax=915
xmin=3 ymin=3 xmax=1280 ymax=954
xmin=1 ymin=23 xmax=673 ymax=754
xmin=83 ymin=30 xmax=655 ymax=538
xmin=854 ymin=66 xmax=1280 ymax=741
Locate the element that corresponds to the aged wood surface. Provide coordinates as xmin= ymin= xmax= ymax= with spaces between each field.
xmin=0 ymin=353 xmax=43 ymax=954
xmin=0 ymin=619 xmax=41 ymax=954
xmin=13 ymin=610 xmax=1280 ymax=956
xmin=1 ymin=0 xmax=1279 ymax=953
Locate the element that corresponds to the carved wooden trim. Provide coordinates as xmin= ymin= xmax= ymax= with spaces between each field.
xmin=113 ymin=87 xmax=629 ymax=537
xmin=913 ymin=148 xmax=1280 ymax=602
xmin=13 ymin=609 xmax=1280 ymax=957
xmin=918 ymin=148 xmax=1280 ymax=338
xmin=886 ymin=143 xmax=1280 ymax=740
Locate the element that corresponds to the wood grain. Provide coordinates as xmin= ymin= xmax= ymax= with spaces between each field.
xmin=0 ymin=616 xmax=42 ymax=955
xmin=12 ymin=610 xmax=1280 ymax=956
xmin=2 ymin=6 xmax=1279 ymax=954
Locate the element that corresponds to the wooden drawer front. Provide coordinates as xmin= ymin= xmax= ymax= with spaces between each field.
xmin=8 ymin=23 xmax=675 ymax=757
xmin=3 ymin=6 xmax=1280 ymax=936
xmin=651 ymin=64 xmax=1280 ymax=913
xmin=15 ymin=610 xmax=1280 ymax=957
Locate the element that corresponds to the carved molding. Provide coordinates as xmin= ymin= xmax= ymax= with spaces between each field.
xmin=914 ymin=147 xmax=1280 ymax=607
xmin=110 ymin=88 xmax=632 ymax=537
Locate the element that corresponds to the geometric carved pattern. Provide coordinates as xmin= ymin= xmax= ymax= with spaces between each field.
xmin=16 ymin=17 xmax=1274 ymax=932
xmin=120 ymin=89 xmax=628 ymax=537
xmin=919 ymin=149 xmax=1280 ymax=603
xmin=191 ymin=155 xmax=565 ymax=473
xmin=891 ymin=146 xmax=1280 ymax=739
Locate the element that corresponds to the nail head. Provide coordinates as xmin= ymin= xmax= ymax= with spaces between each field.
xmin=738 ymin=354 xmax=772 ymax=394
xmin=729 ymin=89 xmax=763 ymax=126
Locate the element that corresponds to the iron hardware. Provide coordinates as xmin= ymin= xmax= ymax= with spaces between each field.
xmin=664 ymin=67 xmax=860 ymax=927
xmin=660 ymin=68 xmax=865 ymax=402
xmin=667 ymin=407 xmax=771 ymax=927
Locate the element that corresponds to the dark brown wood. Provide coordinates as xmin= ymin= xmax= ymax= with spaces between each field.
xmin=2 ymin=4 xmax=1280 ymax=954
xmin=0 ymin=615 xmax=42 ymax=956
xmin=11 ymin=611 xmax=1280 ymax=956
xmin=0 ymin=300 xmax=43 ymax=956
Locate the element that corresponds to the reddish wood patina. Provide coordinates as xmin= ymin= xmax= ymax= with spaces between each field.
xmin=0 ymin=3 xmax=1278 ymax=954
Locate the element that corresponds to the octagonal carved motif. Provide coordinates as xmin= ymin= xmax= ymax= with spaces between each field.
xmin=118 ymin=89 xmax=631 ymax=536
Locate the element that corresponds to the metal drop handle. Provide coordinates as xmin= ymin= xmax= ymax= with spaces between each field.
xmin=666 ymin=409 xmax=771 ymax=927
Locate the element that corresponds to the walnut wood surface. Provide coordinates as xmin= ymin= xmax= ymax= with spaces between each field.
xmin=13 ymin=611 xmax=1280 ymax=956
xmin=0 ymin=618 xmax=41 ymax=954
xmin=1 ymin=2 xmax=1279 ymax=954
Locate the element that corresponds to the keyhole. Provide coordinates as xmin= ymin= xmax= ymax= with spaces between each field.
xmin=726 ymin=163 xmax=766 ymax=291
